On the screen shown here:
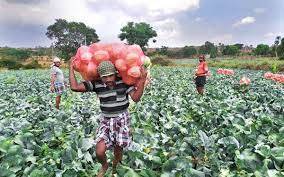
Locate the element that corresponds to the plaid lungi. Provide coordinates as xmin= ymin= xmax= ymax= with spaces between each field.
xmin=95 ymin=111 xmax=132 ymax=149
xmin=54 ymin=82 xmax=65 ymax=95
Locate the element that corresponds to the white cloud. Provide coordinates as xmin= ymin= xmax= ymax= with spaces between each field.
xmin=154 ymin=18 xmax=177 ymax=28
xmin=195 ymin=17 xmax=202 ymax=22
xmin=149 ymin=18 xmax=180 ymax=46
xmin=264 ymin=32 xmax=284 ymax=38
xmin=233 ymin=16 xmax=256 ymax=27
xmin=253 ymin=8 xmax=266 ymax=14
xmin=264 ymin=32 xmax=274 ymax=38
xmin=0 ymin=0 xmax=105 ymax=26
xmin=0 ymin=2 xmax=199 ymax=29
xmin=211 ymin=34 xmax=233 ymax=44
xmin=117 ymin=0 xmax=199 ymax=15
xmin=30 ymin=7 xmax=42 ymax=13
xmin=154 ymin=19 xmax=179 ymax=38
xmin=0 ymin=0 xmax=200 ymax=47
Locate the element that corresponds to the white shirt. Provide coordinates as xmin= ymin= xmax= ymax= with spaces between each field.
xmin=51 ymin=66 xmax=64 ymax=83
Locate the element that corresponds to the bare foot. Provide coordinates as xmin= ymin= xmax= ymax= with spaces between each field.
xmin=112 ymin=168 xmax=117 ymax=176
xmin=97 ymin=164 xmax=108 ymax=177
xmin=112 ymin=160 xmax=122 ymax=176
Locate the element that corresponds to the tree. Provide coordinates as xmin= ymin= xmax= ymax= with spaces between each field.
xmin=0 ymin=56 xmax=23 ymax=69
xmin=46 ymin=19 xmax=99 ymax=60
xmin=198 ymin=41 xmax=217 ymax=55
xmin=198 ymin=45 xmax=207 ymax=54
xmin=254 ymin=44 xmax=270 ymax=56
xmin=182 ymin=46 xmax=197 ymax=58
xmin=119 ymin=22 xmax=157 ymax=51
xmin=234 ymin=43 xmax=244 ymax=50
xmin=2 ymin=48 xmax=31 ymax=60
xmin=210 ymin=49 xmax=217 ymax=58
xmin=218 ymin=43 xmax=225 ymax=55
xmin=156 ymin=46 xmax=168 ymax=55
xmin=222 ymin=45 xmax=239 ymax=56
xmin=274 ymin=36 xmax=281 ymax=58
xmin=33 ymin=46 xmax=52 ymax=56
xmin=277 ymin=38 xmax=284 ymax=60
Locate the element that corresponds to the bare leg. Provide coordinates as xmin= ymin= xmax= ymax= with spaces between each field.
xmin=96 ymin=140 xmax=109 ymax=177
xmin=112 ymin=145 xmax=123 ymax=175
xmin=56 ymin=95 xmax=61 ymax=109
xmin=197 ymin=87 xmax=204 ymax=95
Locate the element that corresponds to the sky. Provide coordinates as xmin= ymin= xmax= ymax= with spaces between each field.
xmin=0 ymin=0 xmax=283 ymax=48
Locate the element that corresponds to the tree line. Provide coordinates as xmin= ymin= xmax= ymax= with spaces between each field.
xmin=153 ymin=39 xmax=284 ymax=59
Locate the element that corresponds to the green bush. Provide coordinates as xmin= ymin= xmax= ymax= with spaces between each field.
xmin=182 ymin=46 xmax=197 ymax=58
xmin=206 ymin=57 xmax=284 ymax=71
xmin=270 ymin=63 xmax=279 ymax=73
xmin=0 ymin=57 xmax=23 ymax=69
xmin=0 ymin=48 xmax=31 ymax=60
xmin=151 ymin=55 xmax=175 ymax=66
xmin=32 ymin=47 xmax=52 ymax=56
xmin=23 ymin=60 xmax=41 ymax=69
xmin=210 ymin=49 xmax=217 ymax=58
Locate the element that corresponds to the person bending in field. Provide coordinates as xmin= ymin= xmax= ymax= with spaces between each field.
xmin=195 ymin=55 xmax=209 ymax=95
xmin=69 ymin=59 xmax=147 ymax=177
xmin=50 ymin=57 xmax=66 ymax=109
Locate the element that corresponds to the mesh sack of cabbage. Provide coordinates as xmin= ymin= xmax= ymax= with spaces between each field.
xmin=73 ymin=43 xmax=152 ymax=86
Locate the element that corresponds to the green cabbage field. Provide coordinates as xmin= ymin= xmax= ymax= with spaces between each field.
xmin=0 ymin=67 xmax=283 ymax=177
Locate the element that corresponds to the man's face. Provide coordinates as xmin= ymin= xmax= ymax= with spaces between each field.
xmin=199 ymin=58 xmax=204 ymax=62
xmin=54 ymin=62 xmax=61 ymax=67
xmin=101 ymin=74 xmax=116 ymax=88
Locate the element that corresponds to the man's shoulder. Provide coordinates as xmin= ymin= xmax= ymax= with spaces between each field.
xmin=84 ymin=79 xmax=99 ymax=86
xmin=51 ymin=66 xmax=61 ymax=71
xmin=50 ymin=66 xmax=57 ymax=72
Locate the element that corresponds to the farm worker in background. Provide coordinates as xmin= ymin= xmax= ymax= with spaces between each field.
xmin=195 ymin=55 xmax=209 ymax=95
xmin=69 ymin=59 xmax=147 ymax=177
xmin=50 ymin=57 xmax=65 ymax=109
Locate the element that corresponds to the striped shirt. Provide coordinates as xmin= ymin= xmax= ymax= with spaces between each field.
xmin=83 ymin=76 xmax=135 ymax=118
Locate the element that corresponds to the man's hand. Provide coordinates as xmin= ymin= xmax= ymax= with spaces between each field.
xmin=129 ymin=66 xmax=148 ymax=102
xmin=50 ymin=85 xmax=55 ymax=92
xmin=139 ymin=66 xmax=148 ymax=82
xmin=69 ymin=56 xmax=76 ymax=70
xmin=69 ymin=56 xmax=87 ymax=92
